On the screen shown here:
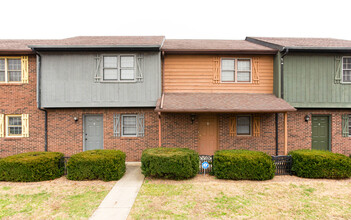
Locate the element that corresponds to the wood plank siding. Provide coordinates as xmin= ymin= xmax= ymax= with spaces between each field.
xmin=163 ymin=55 xmax=274 ymax=93
xmin=284 ymin=54 xmax=351 ymax=108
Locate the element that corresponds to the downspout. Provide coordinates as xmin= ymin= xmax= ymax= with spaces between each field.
xmin=35 ymin=51 xmax=48 ymax=152
xmin=280 ymin=47 xmax=289 ymax=99
xmin=275 ymin=113 xmax=279 ymax=156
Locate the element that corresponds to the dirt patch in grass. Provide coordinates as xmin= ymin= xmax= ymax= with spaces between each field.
xmin=129 ymin=175 xmax=351 ymax=219
xmin=0 ymin=177 xmax=116 ymax=219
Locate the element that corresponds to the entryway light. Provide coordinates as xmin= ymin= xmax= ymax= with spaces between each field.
xmin=74 ymin=117 xmax=79 ymax=122
xmin=190 ymin=114 xmax=196 ymax=124
xmin=304 ymin=115 xmax=310 ymax=122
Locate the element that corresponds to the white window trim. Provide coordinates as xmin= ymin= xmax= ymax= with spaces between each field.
xmin=5 ymin=115 xmax=22 ymax=137
xmin=121 ymin=114 xmax=138 ymax=137
xmin=220 ymin=58 xmax=252 ymax=83
xmin=236 ymin=115 xmax=252 ymax=136
xmin=101 ymin=54 xmax=136 ymax=83
xmin=342 ymin=56 xmax=351 ymax=84
xmin=0 ymin=57 xmax=22 ymax=83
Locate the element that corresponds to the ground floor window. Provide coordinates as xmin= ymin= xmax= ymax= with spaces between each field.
xmin=6 ymin=115 xmax=22 ymax=137
xmin=113 ymin=113 xmax=145 ymax=137
xmin=236 ymin=115 xmax=251 ymax=135
xmin=122 ymin=115 xmax=137 ymax=137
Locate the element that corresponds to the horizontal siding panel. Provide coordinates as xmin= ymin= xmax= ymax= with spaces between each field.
xmin=164 ymin=55 xmax=274 ymax=93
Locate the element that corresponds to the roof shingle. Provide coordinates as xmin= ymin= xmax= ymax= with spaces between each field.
xmin=155 ymin=93 xmax=296 ymax=113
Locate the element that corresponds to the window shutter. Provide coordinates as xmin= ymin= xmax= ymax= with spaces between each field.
xmin=136 ymin=54 xmax=144 ymax=82
xmin=22 ymin=114 xmax=29 ymax=137
xmin=113 ymin=114 xmax=121 ymax=137
xmin=253 ymin=116 xmax=261 ymax=137
xmin=335 ymin=56 xmax=342 ymax=84
xmin=229 ymin=116 xmax=236 ymax=137
xmin=0 ymin=114 xmax=4 ymax=138
xmin=342 ymin=114 xmax=349 ymax=137
xmin=94 ymin=54 xmax=102 ymax=83
xmin=252 ymin=57 xmax=260 ymax=84
xmin=213 ymin=56 xmax=220 ymax=84
xmin=21 ymin=56 xmax=29 ymax=83
xmin=137 ymin=113 xmax=145 ymax=137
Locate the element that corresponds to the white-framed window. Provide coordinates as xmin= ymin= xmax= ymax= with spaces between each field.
xmin=0 ymin=57 xmax=22 ymax=83
xmin=102 ymin=55 xmax=136 ymax=82
xmin=236 ymin=115 xmax=251 ymax=135
xmin=6 ymin=115 xmax=22 ymax=137
xmin=221 ymin=58 xmax=251 ymax=83
xmin=121 ymin=115 xmax=137 ymax=137
xmin=342 ymin=57 xmax=351 ymax=83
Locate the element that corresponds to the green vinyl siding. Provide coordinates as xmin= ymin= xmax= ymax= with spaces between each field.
xmin=283 ymin=54 xmax=351 ymax=108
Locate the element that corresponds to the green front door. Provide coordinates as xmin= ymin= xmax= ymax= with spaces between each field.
xmin=312 ymin=116 xmax=329 ymax=151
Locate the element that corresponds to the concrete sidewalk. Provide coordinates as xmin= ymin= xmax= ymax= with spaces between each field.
xmin=90 ymin=162 xmax=144 ymax=220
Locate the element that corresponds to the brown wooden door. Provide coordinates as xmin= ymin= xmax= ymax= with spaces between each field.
xmin=198 ymin=114 xmax=218 ymax=155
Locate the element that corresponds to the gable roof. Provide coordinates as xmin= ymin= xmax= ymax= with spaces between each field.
xmin=29 ymin=36 xmax=165 ymax=50
xmin=162 ymin=39 xmax=277 ymax=54
xmin=0 ymin=39 xmax=56 ymax=54
xmin=246 ymin=37 xmax=351 ymax=51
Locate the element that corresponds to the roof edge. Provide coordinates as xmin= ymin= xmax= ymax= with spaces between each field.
xmin=245 ymin=37 xmax=284 ymax=50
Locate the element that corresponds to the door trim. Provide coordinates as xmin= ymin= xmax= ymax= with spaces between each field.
xmin=311 ymin=114 xmax=331 ymax=151
xmin=83 ymin=114 xmax=104 ymax=151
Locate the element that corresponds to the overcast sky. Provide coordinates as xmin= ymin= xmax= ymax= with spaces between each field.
xmin=2 ymin=0 xmax=351 ymax=40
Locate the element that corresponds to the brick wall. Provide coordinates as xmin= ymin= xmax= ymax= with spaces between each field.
xmin=0 ymin=55 xmax=46 ymax=157
xmin=47 ymin=108 xmax=159 ymax=161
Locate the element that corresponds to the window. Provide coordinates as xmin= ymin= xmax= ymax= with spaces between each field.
xmin=349 ymin=115 xmax=351 ymax=136
xmin=121 ymin=115 xmax=137 ymax=137
xmin=6 ymin=115 xmax=22 ymax=137
xmin=102 ymin=55 xmax=135 ymax=81
xmin=343 ymin=57 xmax=351 ymax=83
xmin=0 ymin=58 xmax=22 ymax=83
xmin=221 ymin=58 xmax=251 ymax=83
xmin=236 ymin=116 xmax=251 ymax=135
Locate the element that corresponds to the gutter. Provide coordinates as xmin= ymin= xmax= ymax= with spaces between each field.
xmin=280 ymin=47 xmax=289 ymax=99
xmin=35 ymin=51 xmax=48 ymax=152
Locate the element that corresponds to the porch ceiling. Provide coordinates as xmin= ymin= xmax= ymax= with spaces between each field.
xmin=155 ymin=93 xmax=296 ymax=113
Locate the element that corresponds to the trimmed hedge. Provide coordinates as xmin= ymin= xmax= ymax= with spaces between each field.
xmin=67 ymin=150 xmax=126 ymax=181
xmin=289 ymin=149 xmax=351 ymax=179
xmin=213 ymin=150 xmax=275 ymax=180
xmin=141 ymin=148 xmax=199 ymax=180
xmin=0 ymin=152 xmax=64 ymax=182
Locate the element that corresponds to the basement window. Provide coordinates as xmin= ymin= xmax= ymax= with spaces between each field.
xmin=343 ymin=57 xmax=351 ymax=83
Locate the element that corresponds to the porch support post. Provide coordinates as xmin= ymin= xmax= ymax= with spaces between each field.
xmin=158 ymin=112 xmax=162 ymax=147
xmin=284 ymin=112 xmax=288 ymax=155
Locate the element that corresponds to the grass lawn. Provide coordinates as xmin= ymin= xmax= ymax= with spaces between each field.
xmin=0 ymin=177 xmax=115 ymax=219
xmin=129 ymin=175 xmax=351 ymax=219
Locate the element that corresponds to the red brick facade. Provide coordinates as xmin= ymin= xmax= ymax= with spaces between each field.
xmin=46 ymin=108 xmax=159 ymax=161
xmin=0 ymin=55 xmax=46 ymax=157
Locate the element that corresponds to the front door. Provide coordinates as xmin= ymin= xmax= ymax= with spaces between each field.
xmin=84 ymin=115 xmax=103 ymax=151
xmin=312 ymin=116 xmax=329 ymax=151
xmin=198 ymin=114 xmax=218 ymax=155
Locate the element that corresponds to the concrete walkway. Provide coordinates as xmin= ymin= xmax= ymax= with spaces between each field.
xmin=90 ymin=162 xmax=144 ymax=220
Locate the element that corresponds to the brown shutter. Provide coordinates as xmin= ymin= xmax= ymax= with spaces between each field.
xmin=335 ymin=56 xmax=342 ymax=84
xmin=252 ymin=57 xmax=259 ymax=84
xmin=213 ymin=56 xmax=220 ymax=84
xmin=253 ymin=116 xmax=260 ymax=137
xmin=229 ymin=116 xmax=236 ymax=137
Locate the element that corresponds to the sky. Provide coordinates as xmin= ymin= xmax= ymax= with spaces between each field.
xmin=2 ymin=0 xmax=351 ymax=40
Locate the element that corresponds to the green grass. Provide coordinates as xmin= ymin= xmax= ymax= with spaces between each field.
xmin=0 ymin=178 xmax=115 ymax=219
xmin=129 ymin=177 xmax=351 ymax=219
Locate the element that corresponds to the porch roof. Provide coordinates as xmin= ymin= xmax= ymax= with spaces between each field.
xmin=155 ymin=93 xmax=296 ymax=113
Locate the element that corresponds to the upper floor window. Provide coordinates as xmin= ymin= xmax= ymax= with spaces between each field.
xmin=103 ymin=55 xmax=135 ymax=82
xmin=221 ymin=58 xmax=251 ymax=83
xmin=343 ymin=57 xmax=351 ymax=83
xmin=0 ymin=58 xmax=22 ymax=83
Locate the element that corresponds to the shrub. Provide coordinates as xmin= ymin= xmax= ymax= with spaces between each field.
xmin=141 ymin=148 xmax=199 ymax=180
xmin=0 ymin=151 xmax=64 ymax=182
xmin=289 ymin=149 xmax=351 ymax=179
xmin=67 ymin=150 xmax=126 ymax=181
xmin=213 ymin=150 xmax=275 ymax=180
